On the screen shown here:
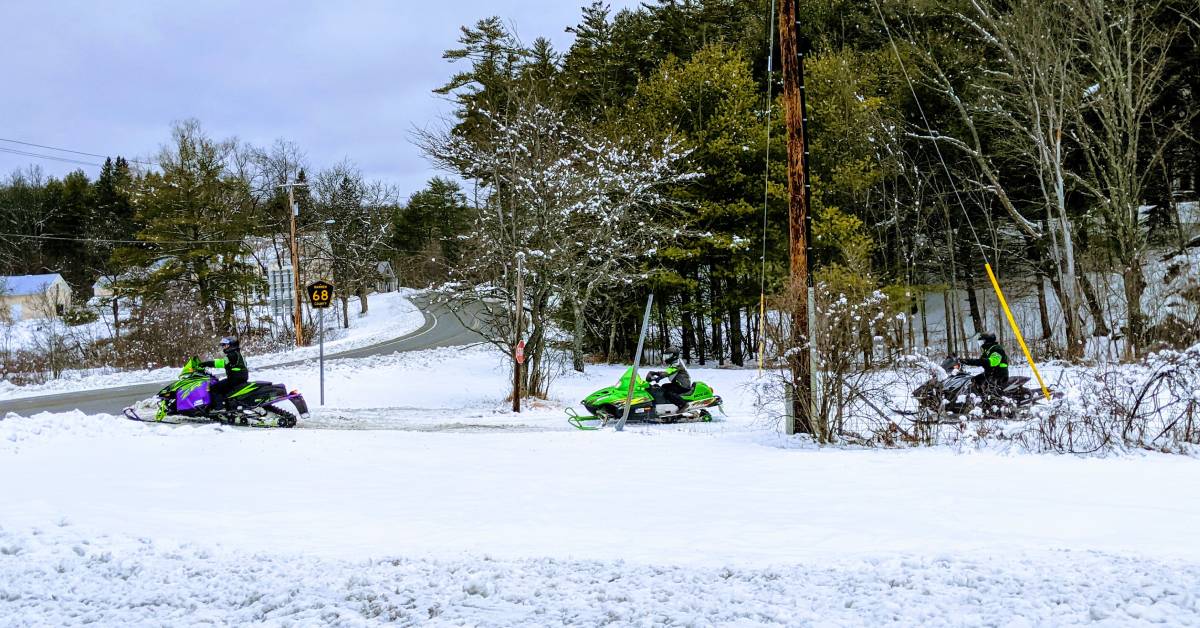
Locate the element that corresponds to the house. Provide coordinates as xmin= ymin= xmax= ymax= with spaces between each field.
xmin=92 ymin=277 xmax=115 ymax=299
xmin=376 ymin=261 xmax=397 ymax=293
xmin=0 ymin=273 xmax=72 ymax=320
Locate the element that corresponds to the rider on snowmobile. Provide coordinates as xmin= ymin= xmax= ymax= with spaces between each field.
xmin=648 ymin=347 xmax=691 ymax=413
xmin=200 ymin=336 xmax=248 ymax=411
xmin=960 ymin=331 xmax=1009 ymax=396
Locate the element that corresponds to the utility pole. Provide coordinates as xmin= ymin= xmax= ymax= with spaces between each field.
xmin=512 ymin=253 xmax=525 ymax=412
xmin=779 ymin=0 xmax=815 ymax=435
xmin=277 ymin=181 xmax=308 ymax=347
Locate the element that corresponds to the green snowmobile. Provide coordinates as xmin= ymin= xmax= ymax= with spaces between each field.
xmin=567 ymin=366 xmax=723 ymax=430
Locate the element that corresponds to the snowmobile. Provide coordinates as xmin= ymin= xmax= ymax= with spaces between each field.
xmin=123 ymin=357 xmax=309 ymax=428
xmin=910 ymin=355 xmax=1039 ymax=419
xmin=567 ymin=366 xmax=723 ymax=430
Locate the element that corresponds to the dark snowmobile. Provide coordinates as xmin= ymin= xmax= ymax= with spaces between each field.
xmin=123 ymin=357 xmax=309 ymax=428
xmin=567 ymin=367 xmax=723 ymax=430
xmin=911 ymin=355 xmax=1039 ymax=418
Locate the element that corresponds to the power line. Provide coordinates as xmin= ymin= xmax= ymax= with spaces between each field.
xmin=758 ymin=0 xmax=777 ymax=374
xmin=0 ymin=137 xmax=158 ymax=166
xmin=0 ymin=146 xmax=104 ymax=168
xmin=0 ymin=232 xmax=246 ymax=245
xmin=0 ymin=231 xmax=436 ymax=256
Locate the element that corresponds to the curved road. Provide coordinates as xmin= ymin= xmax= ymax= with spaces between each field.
xmin=0 ymin=298 xmax=482 ymax=417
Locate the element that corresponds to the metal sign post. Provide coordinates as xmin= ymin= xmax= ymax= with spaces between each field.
xmin=306 ymin=280 xmax=334 ymax=406
xmin=318 ymin=308 xmax=325 ymax=405
xmin=616 ymin=293 xmax=655 ymax=432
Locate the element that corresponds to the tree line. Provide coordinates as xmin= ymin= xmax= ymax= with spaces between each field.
xmin=418 ymin=0 xmax=1198 ymax=392
xmin=0 ymin=120 xmax=472 ymax=367
xmin=1 ymin=0 xmax=1196 ymax=379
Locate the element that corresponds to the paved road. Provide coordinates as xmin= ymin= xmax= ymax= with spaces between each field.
xmin=0 ymin=297 xmax=482 ymax=417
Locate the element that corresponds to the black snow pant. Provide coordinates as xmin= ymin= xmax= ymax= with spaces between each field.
xmin=209 ymin=376 xmax=247 ymax=411
xmin=661 ymin=382 xmax=689 ymax=412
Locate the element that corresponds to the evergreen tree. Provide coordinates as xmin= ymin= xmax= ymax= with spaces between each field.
xmin=114 ymin=120 xmax=264 ymax=333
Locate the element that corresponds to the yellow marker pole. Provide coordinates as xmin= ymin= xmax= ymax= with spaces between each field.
xmin=984 ymin=263 xmax=1051 ymax=400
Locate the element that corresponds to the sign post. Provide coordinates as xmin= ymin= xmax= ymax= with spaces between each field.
xmin=306 ymin=280 xmax=334 ymax=405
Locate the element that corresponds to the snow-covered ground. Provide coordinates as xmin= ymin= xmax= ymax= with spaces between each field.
xmin=4 ymin=340 xmax=1200 ymax=624
xmin=0 ymin=290 xmax=425 ymax=401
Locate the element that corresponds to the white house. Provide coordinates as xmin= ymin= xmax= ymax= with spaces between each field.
xmin=0 ymin=274 xmax=72 ymax=320
xmin=376 ymin=261 xmax=397 ymax=293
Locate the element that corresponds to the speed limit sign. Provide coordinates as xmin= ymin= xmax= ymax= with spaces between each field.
xmin=306 ymin=280 xmax=334 ymax=308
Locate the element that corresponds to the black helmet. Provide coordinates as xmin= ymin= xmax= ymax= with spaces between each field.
xmin=663 ymin=346 xmax=680 ymax=365
xmin=219 ymin=336 xmax=240 ymax=352
xmin=977 ymin=331 xmax=997 ymax=345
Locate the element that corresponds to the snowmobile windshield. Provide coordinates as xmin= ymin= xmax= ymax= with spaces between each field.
xmin=180 ymin=356 xmax=203 ymax=377
xmin=617 ymin=366 xmax=646 ymax=390
xmin=938 ymin=357 xmax=960 ymax=380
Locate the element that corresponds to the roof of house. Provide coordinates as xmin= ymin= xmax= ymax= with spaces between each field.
xmin=0 ymin=273 xmax=66 ymax=296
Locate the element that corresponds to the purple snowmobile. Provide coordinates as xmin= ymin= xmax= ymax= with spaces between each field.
xmin=123 ymin=357 xmax=309 ymax=428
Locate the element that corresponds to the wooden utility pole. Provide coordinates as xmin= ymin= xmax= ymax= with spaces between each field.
xmin=779 ymin=0 xmax=814 ymax=434
xmin=278 ymin=181 xmax=308 ymax=347
xmin=512 ymin=253 xmax=524 ymax=412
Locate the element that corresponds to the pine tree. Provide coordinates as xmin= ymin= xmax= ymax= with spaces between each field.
xmin=114 ymin=120 xmax=265 ymax=333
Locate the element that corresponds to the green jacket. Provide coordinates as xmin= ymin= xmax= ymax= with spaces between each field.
xmin=963 ymin=343 xmax=1009 ymax=384
xmin=202 ymin=349 xmax=248 ymax=382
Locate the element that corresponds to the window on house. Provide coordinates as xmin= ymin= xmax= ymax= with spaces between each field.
xmin=55 ymin=303 xmax=65 ymax=316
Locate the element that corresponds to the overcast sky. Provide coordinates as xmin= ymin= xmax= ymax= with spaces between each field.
xmin=1 ymin=1 xmax=642 ymax=199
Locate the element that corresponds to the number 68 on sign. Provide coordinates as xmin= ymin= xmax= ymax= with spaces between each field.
xmin=306 ymin=281 xmax=334 ymax=309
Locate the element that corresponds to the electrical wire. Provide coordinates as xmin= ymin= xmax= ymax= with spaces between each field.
xmin=758 ymin=0 xmax=777 ymax=374
xmin=0 ymin=232 xmax=247 ymax=245
xmin=0 ymin=137 xmax=157 ymax=166
xmin=0 ymin=146 xmax=104 ymax=168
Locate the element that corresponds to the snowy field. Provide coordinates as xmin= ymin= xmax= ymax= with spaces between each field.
xmin=4 ymin=337 xmax=1200 ymax=624
xmin=0 ymin=290 xmax=425 ymax=401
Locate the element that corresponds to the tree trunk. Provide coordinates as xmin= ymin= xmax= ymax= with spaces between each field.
xmin=696 ymin=273 xmax=708 ymax=366
xmin=1078 ymin=272 xmax=1110 ymax=337
xmin=728 ymin=304 xmax=744 ymax=366
xmin=942 ymin=289 xmax=955 ymax=354
xmin=606 ymin=308 xmax=618 ymax=362
xmin=710 ymin=270 xmax=724 ymax=365
xmin=111 ymin=297 xmax=120 ymax=344
xmin=955 ymin=290 xmax=971 ymax=355
xmin=1122 ymin=259 xmax=1147 ymax=361
xmin=1036 ymin=273 xmax=1052 ymax=340
xmin=358 ymin=288 xmax=369 ymax=315
xmin=1046 ymin=216 xmax=1084 ymax=359
xmin=918 ymin=292 xmax=929 ymax=349
xmin=572 ymin=296 xmax=586 ymax=372
xmin=681 ymin=294 xmax=695 ymax=364
xmin=965 ymin=274 xmax=983 ymax=337
xmin=340 ymin=296 xmax=349 ymax=329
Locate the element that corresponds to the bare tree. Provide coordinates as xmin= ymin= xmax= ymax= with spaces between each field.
xmin=914 ymin=0 xmax=1094 ymax=356
xmin=311 ymin=162 xmax=395 ymax=327
xmin=419 ymin=102 xmax=692 ymax=396
xmin=1067 ymin=0 xmax=1186 ymax=358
